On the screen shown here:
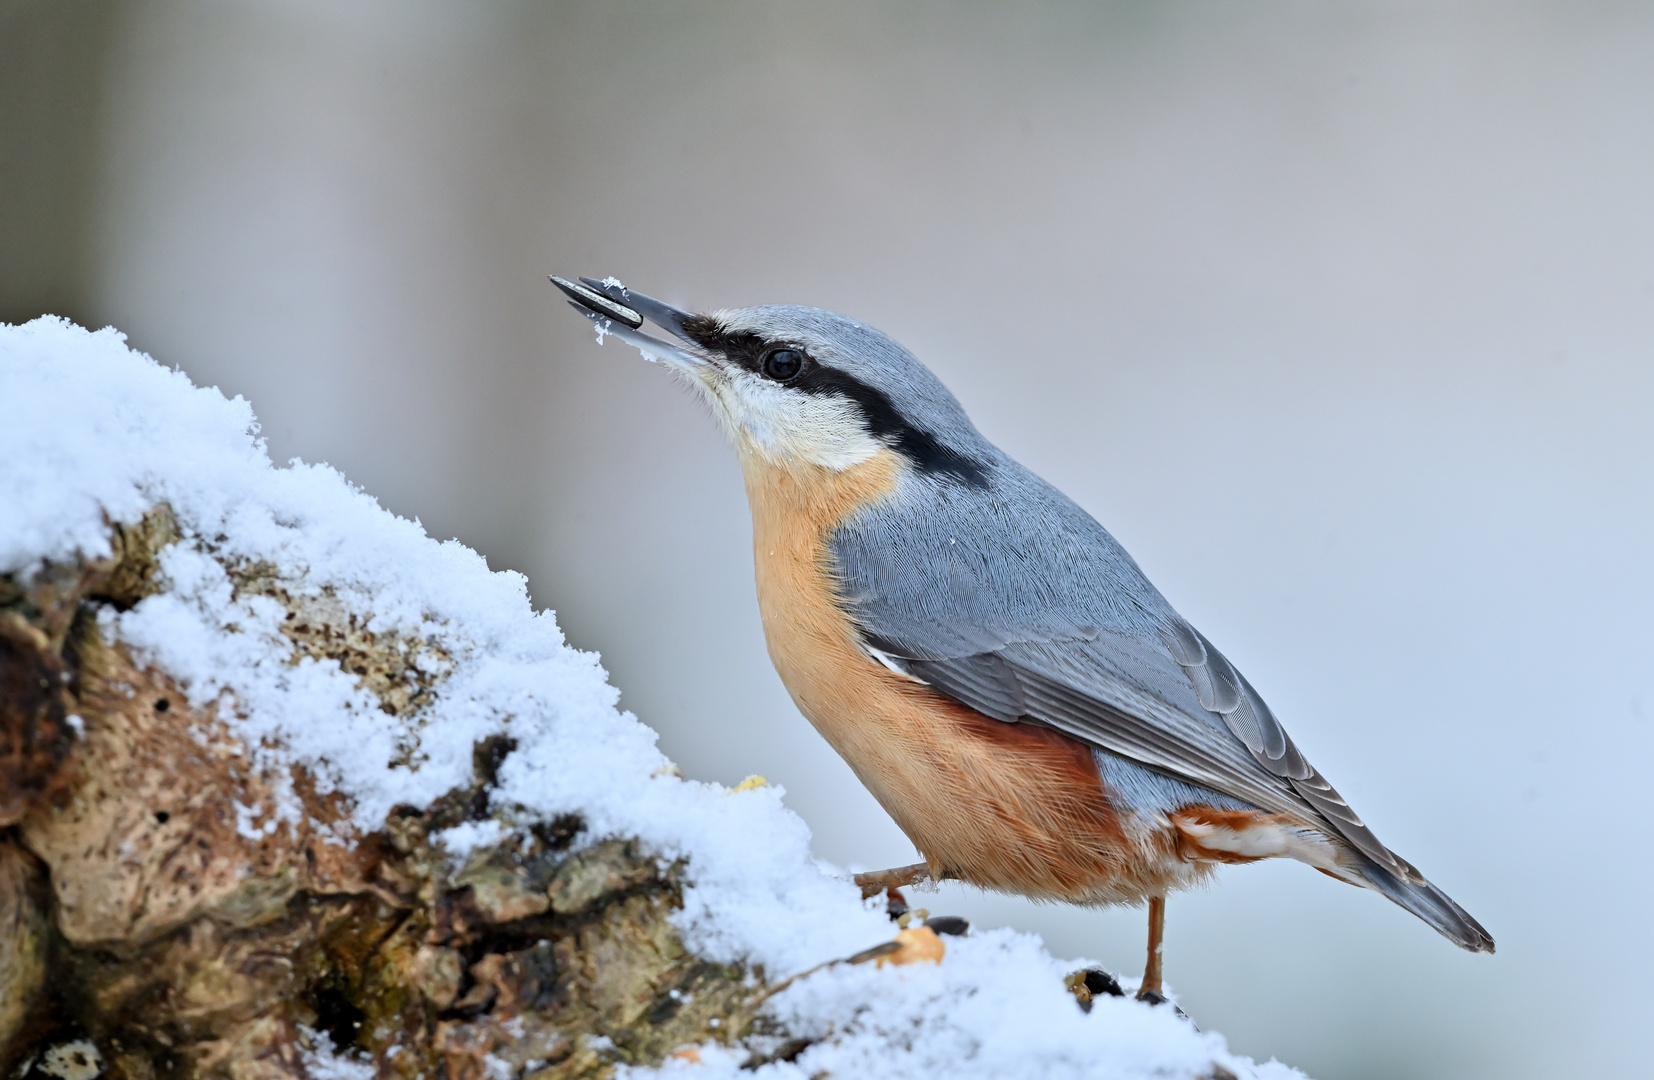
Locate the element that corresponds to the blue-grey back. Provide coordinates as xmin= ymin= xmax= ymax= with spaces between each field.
xmin=830 ymin=443 xmax=1178 ymax=658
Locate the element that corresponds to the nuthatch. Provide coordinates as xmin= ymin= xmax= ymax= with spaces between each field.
xmin=552 ymin=275 xmax=1494 ymax=997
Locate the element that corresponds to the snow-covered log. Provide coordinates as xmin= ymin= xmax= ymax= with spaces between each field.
xmin=0 ymin=318 xmax=1303 ymax=1080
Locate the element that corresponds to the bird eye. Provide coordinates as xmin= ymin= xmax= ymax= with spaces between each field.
xmin=760 ymin=347 xmax=806 ymax=382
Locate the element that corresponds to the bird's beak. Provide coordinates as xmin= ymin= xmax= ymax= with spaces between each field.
xmin=549 ymin=275 xmax=709 ymax=370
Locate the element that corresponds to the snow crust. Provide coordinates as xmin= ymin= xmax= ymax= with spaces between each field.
xmin=0 ymin=318 xmax=1304 ymax=1079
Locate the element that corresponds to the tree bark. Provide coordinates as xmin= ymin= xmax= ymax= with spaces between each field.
xmin=0 ymin=507 xmax=771 ymax=1080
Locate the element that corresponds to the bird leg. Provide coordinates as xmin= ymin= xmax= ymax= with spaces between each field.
xmin=1137 ymin=893 xmax=1166 ymax=1001
xmin=853 ymin=862 xmax=934 ymax=899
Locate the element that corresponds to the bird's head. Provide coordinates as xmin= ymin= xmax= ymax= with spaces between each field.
xmin=553 ymin=276 xmax=989 ymax=486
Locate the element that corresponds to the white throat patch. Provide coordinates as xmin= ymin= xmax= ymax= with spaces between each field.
xmin=692 ymin=365 xmax=882 ymax=471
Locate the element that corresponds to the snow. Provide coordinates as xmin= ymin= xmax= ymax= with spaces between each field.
xmin=298 ymin=1029 xmax=376 ymax=1080
xmin=655 ymin=930 xmax=1306 ymax=1080
xmin=0 ymin=317 xmax=1306 ymax=1079
xmin=33 ymin=1040 xmax=104 ymax=1080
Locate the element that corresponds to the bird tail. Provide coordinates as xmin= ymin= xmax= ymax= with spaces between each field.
xmin=1351 ymin=854 xmax=1495 ymax=953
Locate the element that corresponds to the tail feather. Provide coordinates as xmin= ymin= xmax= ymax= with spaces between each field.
xmin=1353 ymin=854 xmax=1495 ymax=953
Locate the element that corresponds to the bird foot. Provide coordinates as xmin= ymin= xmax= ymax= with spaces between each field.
xmin=853 ymin=861 xmax=935 ymax=899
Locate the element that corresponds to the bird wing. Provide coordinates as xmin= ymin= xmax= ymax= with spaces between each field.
xmin=830 ymin=469 xmax=1422 ymax=885
xmin=894 ymin=631 xmax=1420 ymax=884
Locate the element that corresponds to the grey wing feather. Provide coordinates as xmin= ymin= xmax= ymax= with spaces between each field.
xmin=899 ymin=635 xmax=1320 ymax=826
xmin=1158 ymin=619 xmax=1422 ymax=882
xmin=1163 ymin=620 xmax=1295 ymax=772
xmin=890 ymin=620 xmax=1422 ymax=884
xmin=899 ymin=647 xmax=1025 ymax=723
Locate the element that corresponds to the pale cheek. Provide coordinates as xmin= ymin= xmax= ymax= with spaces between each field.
xmin=705 ymin=376 xmax=882 ymax=471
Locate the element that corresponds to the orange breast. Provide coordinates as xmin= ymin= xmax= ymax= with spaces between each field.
xmin=739 ymin=450 xmax=1184 ymax=904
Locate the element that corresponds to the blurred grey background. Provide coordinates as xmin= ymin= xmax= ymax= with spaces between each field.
xmin=5 ymin=2 xmax=1652 ymax=1076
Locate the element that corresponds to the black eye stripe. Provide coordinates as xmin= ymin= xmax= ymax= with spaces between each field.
xmin=791 ymin=366 xmax=988 ymax=487
xmin=679 ymin=318 xmax=774 ymax=374
xmin=677 ymin=317 xmax=988 ymax=488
